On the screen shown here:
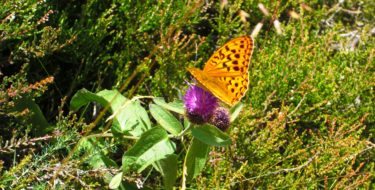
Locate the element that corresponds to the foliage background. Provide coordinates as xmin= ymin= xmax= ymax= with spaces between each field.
xmin=0 ymin=0 xmax=374 ymax=189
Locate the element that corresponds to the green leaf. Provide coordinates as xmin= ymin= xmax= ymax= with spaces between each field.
xmin=153 ymin=97 xmax=185 ymax=114
xmin=11 ymin=97 xmax=51 ymax=135
xmin=89 ymin=153 xmax=118 ymax=169
xmin=70 ymin=89 xmax=151 ymax=137
xmin=184 ymin=118 xmax=191 ymax=129
xmin=185 ymin=138 xmax=210 ymax=181
xmin=191 ymin=124 xmax=232 ymax=146
xmin=149 ymin=104 xmax=183 ymax=135
xmin=153 ymin=154 xmax=178 ymax=190
xmin=70 ymin=89 xmax=108 ymax=111
xmin=109 ymin=172 xmax=123 ymax=189
xmin=122 ymin=127 xmax=175 ymax=173
xmin=230 ymin=102 xmax=243 ymax=122
xmin=76 ymin=137 xmax=117 ymax=169
xmin=98 ymin=90 xmax=151 ymax=137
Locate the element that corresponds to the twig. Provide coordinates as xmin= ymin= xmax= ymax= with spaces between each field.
xmin=106 ymin=95 xmax=154 ymax=122
xmin=341 ymin=8 xmax=361 ymax=15
xmin=251 ymin=22 xmax=263 ymax=38
xmin=238 ymin=151 xmax=320 ymax=183
xmin=344 ymin=141 xmax=375 ymax=162
xmin=288 ymin=94 xmax=306 ymax=117
xmin=262 ymin=90 xmax=277 ymax=113
xmin=0 ymin=133 xmax=60 ymax=153
xmin=85 ymin=132 xmax=139 ymax=140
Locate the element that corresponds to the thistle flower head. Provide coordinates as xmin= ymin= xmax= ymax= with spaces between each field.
xmin=184 ymin=85 xmax=218 ymax=124
xmin=209 ymin=107 xmax=230 ymax=131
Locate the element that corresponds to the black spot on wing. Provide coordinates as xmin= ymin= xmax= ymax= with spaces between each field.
xmin=219 ymin=50 xmax=225 ymax=59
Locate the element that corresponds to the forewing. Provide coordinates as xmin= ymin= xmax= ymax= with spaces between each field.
xmin=203 ymin=36 xmax=254 ymax=76
xmin=187 ymin=68 xmax=234 ymax=105
xmin=203 ymin=36 xmax=254 ymax=105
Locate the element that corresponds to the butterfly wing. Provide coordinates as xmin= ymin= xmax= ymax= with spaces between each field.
xmin=204 ymin=36 xmax=254 ymax=75
xmin=187 ymin=67 xmax=234 ymax=105
xmin=201 ymin=36 xmax=254 ymax=105
xmin=188 ymin=36 xmax=254 ymax=106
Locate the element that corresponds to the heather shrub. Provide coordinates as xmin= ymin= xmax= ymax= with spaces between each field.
xmin=1 ymin=0 xmax=374 ymax=189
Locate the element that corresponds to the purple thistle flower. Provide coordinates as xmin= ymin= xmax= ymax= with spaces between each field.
xmin=209 ymin=107 xmax=230 ymax=131
xmin=184 ymin=85 xmax=218 ymax=124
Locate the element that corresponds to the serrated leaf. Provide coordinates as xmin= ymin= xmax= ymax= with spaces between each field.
xmin=185 ymin=138 xmax=210 ymax=181
xmin=153 ymin=97 xmax=185 ymax=114
xmin=122 ymin=127 xmax=175 ymax=173
xmin=191 ymin=124 xmax=231 ymax=146
xmin=149 ymin=104 xmax=182 ymax=135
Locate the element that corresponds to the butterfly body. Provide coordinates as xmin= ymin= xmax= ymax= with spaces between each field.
xmin=188 ymin=36 xmax=254 ymax=106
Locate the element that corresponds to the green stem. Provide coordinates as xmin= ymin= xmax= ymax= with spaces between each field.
xmin=168 ymin=124 xmax=193 ymax=139
xmin=85 ymin=132 xmax=139 ymax=140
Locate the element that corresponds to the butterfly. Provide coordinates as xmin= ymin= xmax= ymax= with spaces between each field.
xmin=187 ymin=36 xmax=254 ymax=106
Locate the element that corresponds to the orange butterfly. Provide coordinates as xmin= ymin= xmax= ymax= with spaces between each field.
xmin=188 ymin=36 xmax=254 ymax=106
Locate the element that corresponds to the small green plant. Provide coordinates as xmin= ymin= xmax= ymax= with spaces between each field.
xmin=69 ymin=87 xmax=242 ymax=189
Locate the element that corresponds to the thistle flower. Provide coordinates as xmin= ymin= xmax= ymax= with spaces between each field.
xmin=209 ymin=107 xmax=230 ymax=131
xmin=184 ymin=85 xmax=218 ymax=124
